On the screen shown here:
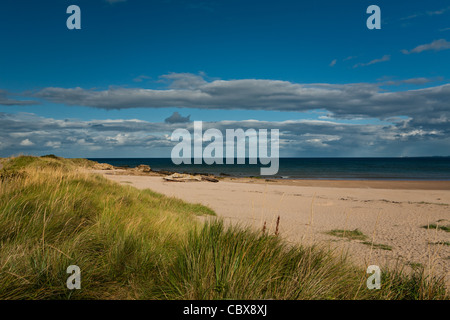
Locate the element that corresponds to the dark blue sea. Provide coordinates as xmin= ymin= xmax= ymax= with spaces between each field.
xmin=88 ymin=157 xmax=450 ymax=180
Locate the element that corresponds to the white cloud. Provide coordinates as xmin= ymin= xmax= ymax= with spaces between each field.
xmin=44 ymin=141 xmax=61 ymax=148
xmin=399 ymin=129 xmax=442 ymax=138
xmin=402 ymin=39 xmax=450 ymax=54
xmin=353 ymin=55 xmax=390 ymax=68
xmin=427 ymin=7 xmax=450 ymax=16
xmin=329 ymin=59 xmax=337 ymax=67
xmin=20 ymin=139 xmax=34 ymax=146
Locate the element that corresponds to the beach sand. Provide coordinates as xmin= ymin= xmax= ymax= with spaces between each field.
xmin=94 ymin=169 xmax=450 ymax=285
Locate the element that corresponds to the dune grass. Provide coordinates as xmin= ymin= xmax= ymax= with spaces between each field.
xmin=0 ymin=156 xmax=213 ymax=299
xmin=0 ymin=156 xmax=448 ymax=300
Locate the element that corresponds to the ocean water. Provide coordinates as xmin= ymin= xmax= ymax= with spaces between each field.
xmin=88 ymin=157 xmax=450 ymax=180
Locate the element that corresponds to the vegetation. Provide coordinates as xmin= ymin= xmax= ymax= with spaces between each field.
xmin=361 ymin=241 xmax=393 ymax=251
xmin=422 ymin=224 xmax=450 ymax=232
xmin=326 ymin=229 xmax=368 ymax=241
xmin=0 ymin=156 xmax=447 ymax=300
xmin=327 ymin=229 xmax=392 ymax=250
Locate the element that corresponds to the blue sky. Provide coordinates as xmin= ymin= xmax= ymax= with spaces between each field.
xmin=1 ymin=0 xmax=450 ymax=157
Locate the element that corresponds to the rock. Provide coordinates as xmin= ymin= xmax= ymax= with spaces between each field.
xmin=201 ymin=175 xmax=219 ymax=183
xmin=135 ymin=164 xmax=151 ymax=172
xmin=158 ymin=170 xmax=175 ymax=175
xmin=163 ymin=173 xmax=202 ymax=182
xmin=93 ymin=163 xmax=114 ymax=170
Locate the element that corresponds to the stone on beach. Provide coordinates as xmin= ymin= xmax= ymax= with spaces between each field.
xmin=163 ymin=173 xmax=202 ymax=182
xmin=93 ymin=163 xmax=115 ymax=170
xmin=135 ymin=164 xmax=151 ymax=172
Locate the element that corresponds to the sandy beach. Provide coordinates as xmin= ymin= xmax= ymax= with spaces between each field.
xmin=94 ymin=169 xmax=450 ymax=285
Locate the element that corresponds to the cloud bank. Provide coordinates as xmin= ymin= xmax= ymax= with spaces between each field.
xmin=1 ymin=112 xmax=448 ymax=158
xmin=33 ymin=73 xmax=450 ymax=132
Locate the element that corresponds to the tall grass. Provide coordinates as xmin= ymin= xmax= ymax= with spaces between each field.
xmin=0 ymin=156 xmax=448 ymax=300
xmin=0 ymin=156 xmax=213 ymax=299
xmin=154 ymin=221 xmax=447 ymax=300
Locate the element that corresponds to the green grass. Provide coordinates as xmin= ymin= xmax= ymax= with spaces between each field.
xmin=0 ymin=156 xmax=214 ymax=299
xmin=422 ymin=224 xmax=450 ymax=232
xmin=0 ymin=155 xmax=97 ymax=172
xmin=154 ymin=221 xmax=365 ymax=299
xmin=153 ymin=221 xmax=448 ymax=300
xmin=407 ymin=262 xmax=425 ymax=271
xmin=326 ymin=229 xmax=368 ymax=241
xmin=327 ymin=229 xmax=392 ymax=250
xmin=361 ymin=242 xmax=393 ymax=251
xmin=0 ymin=156 xmax=448 ymax=300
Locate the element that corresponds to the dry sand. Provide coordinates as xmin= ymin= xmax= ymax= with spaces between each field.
xmin=94 ymin=169 xmax=450 ymax=285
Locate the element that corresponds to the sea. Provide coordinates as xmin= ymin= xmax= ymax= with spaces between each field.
xmin=88 ymin=157 xmax=450 ymax=181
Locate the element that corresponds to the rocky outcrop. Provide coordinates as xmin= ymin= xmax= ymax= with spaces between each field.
xmin=163 ymin=173 xmax=202 ymax=182
xmin=135 ymin=164 xmax=151 ymax=172
xmin=200 ymin=175 xmax=219 ymax=183
xmin=163 ymin=173 xmax=219 ymax=183
xmin=93 ymin=163 xmax=114 ymax=170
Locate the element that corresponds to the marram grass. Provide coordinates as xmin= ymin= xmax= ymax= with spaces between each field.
xmin=0 ymin=156 xmax=447 ymax=300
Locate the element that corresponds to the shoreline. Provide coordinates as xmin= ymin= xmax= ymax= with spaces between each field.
xmin=97 ymin=166 xmax=450 ymax=190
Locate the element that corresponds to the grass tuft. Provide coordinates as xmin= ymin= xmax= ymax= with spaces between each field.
xmin=361 ymin=241 xmax=393 ymax=251
xmin=326 ymin=229 xmax=368 ymax=241
xmin=422 ymin=224 xmax=450 ymax=233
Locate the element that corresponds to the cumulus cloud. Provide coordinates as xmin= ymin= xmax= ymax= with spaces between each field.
xmin=164 ymin=112 xmax=191 ymax=124
xmin=20 ymin=139 xmax=34 ymax=146
xmin=402 ymin=39 xmax=450 ymax=54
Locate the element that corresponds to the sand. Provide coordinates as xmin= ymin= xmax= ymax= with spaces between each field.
xmin=93 ymin=169 xmax=450 ymax=285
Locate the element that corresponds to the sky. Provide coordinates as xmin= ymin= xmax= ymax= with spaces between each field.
xmin=1 ymin=0 xmax=450 ymax=158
